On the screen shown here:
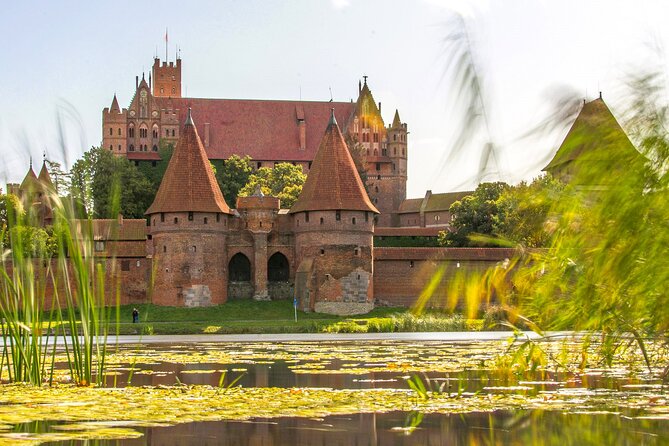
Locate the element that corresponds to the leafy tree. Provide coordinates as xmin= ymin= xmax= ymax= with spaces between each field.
xmin=135 ymin=141 xmax=174 ymax=197
xmin=438 ymin=182 xmax=509 ymax=247
xmin=494 ymin=175 xmax=564 ymax=248
xmin=69 ymin=147 xmax=153 ymax=219
xmin=46 ymin=160 xmax=71 ymax=196
xmin=238 ymin=163 xmax=306 ymax=209
xmin=213 ymin=155 xmax=253 ymax=207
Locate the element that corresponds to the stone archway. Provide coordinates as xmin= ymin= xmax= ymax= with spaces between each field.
xmin=267 ymin=252 xmax=293 ymax=299
xmin=268 ymin=252 xmax=289 ymax=282
xmin=228 ymin=253 xmax=252 ymax=298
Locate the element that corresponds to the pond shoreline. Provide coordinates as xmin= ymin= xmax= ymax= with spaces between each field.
xmin=30 ymin=331 xmax=575 ymax=345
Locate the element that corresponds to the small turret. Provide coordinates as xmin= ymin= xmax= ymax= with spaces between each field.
xmin=291 ymin=109 xmax=378 ymax=315
xmin=147 ymin=110 xmax=231 ymax=306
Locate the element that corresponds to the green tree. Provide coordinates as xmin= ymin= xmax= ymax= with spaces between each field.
xmin=70 ymin=147 xmax=153 ymax=219
xmin=214 ymin=155 xmax=253 ymax=207
xmin=438 ymin=181 xmax=509 ymax=247
xmin=494 ymin=175 xmax=564 ymax=248
xmin=238 ymin=163 xmax=306 ymax=209
xmin=135 ymin=141 xmax=174 ymax=198
xmin=46 ymin=160 xmax=71 ymax=196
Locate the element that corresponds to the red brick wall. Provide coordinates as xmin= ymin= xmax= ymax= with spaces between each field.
xmin=373 ymin=247 xmax=515 ymax=308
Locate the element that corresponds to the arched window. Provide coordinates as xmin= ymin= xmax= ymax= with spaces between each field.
xmin=109 ymin=128 xmax=112 ymax=136
xmin=171 ymin=129 xmax=175 ymax=137
xmin=152 ymin=145 xmax=158 ymax=151
xmin=118 ymin=128 xmax=121 ymax=136
xmin=128 ymin=126 xmax=135 ymax=138
xmin=129 ymin=144 xmax=135 ymax=151
xmin=268 ymin=252 xmax=289 ymax=282
xmin=229 ymin=253 xmax=251 ymax=282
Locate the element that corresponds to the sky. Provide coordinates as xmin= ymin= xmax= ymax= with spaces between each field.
xmin=1 ymin=0 xmax=667 ymax=198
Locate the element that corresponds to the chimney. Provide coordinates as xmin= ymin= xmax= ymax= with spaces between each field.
xmin=299 ymin=121 xmax=306 ymax=150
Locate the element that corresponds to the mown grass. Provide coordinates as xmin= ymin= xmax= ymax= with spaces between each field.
xmin=33 ymin=300 xmax=484 ymax=335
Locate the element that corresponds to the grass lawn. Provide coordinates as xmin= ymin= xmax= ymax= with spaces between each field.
xmin=92 ymin=300 xmax=484 ymax=335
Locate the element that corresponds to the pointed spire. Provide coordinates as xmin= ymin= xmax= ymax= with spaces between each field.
xmin=185 ymin=107 xmax=194 ymax=126
xmin=392 ymin=109 xmax=402 ymax=128
xmin=20 ymin=162 xmax=38 ymax=190
xmin=38 ymin=159 xmax=55 ymax=191
xmin=289 ymin=112 xmax=378 ymax=214
xmin=328 ymin=108 xmax=337 ymax=126
xmin=110 ymin=94 xmax=121 ymax=113
xmin=544 ymin=97 xmax=640 ymax=173
xmin=146 ymin=112 xmax=231 ymax=215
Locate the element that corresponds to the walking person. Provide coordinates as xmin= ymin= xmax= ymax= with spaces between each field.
xmin=132 ymin=308 xmax=139 ymax=324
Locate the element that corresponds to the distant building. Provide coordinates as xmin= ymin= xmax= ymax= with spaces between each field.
xmin=102 ymin=57 xmax=407 ymax=226
xmin=543 ymin=95 xmax=644 ymax=185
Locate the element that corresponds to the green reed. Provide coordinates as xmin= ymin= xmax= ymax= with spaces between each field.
xmin=0 ymin=181 xmax=119 ymax=386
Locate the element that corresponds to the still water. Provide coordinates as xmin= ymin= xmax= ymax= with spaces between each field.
xmin=6 ymin=339 xmax=669 ymax=445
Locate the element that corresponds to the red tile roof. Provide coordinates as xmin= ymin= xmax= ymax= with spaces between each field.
xmin=374 ymin=247 xmax=517 ymax=261
xmin=156 ymin=98 xmax=355 ymax=161
xmin=146 ymin=111 xmax=231 ymax=214
xmin=290 ymin=111 xmax=379 ymax=214
xmin=127 ymin=152 xmax=162 ymax=161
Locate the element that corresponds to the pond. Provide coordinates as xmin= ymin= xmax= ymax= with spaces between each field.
xmin=1 ymin=337 xmax=668 ymax=445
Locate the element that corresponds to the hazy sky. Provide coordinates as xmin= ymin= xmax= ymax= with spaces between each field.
xmin=1 ymin=0 xmax=667 ymax=197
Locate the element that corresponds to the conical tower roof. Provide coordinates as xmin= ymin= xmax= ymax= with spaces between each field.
xmin=544 ymin=97 xmax=641 ymax=173
xmin=146 ymin=109 xmax=231 ymax=215
xmin=391 ymin=109 xmax=402 ymax=128
xmin=20 ymin=163 xmax=38 ymax=190
xmin=38 ymin=160 xmax=55 ymax=190
xmin=110 ymin=94 xmax=121 ymax=113
xmin=290 ymin=110 xmax=379 ymax=214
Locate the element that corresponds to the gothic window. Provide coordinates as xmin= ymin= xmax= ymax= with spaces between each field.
xmin=352 ymin=217 xmax=356 ymax=225
xmin=375 ymin=163 xmax=380 ymax=171
xmin=128 ymin=127 xmax=135 ymax=138
xmin=188 ymin=212 xmax=193 ymax=221
xmin=109 ymin=128 xmax=112 ymax=136
xmin=393 ymin=134 xmax=397 ymax=141
xmin=382 ymin=149 xmax=387 ymax=156
xmin=166 ymin=129 xmax=170 ymax=137
xmin=118 ymin=128 xmax=121 ymax=136
xmin=160 ymin=88 xmax=164 ymax=94
xmin=305 ymin=212 xmax=309 ymax=223
xmin=118 ymin=145 xmax=121 ymax=151
xmin=375 ymin=186 xmax=379 ymax=193
xmin=174 ymin=217 xmax=178 ymax=224
xmin=171 ymin=129 xmax=175 ymax=137
xmin=129 ymin=144 xmax=135 ymax=151
xmin=152 ymin=145 xmax=158 ymax=151
xmin=109 ymin=145 xmax=112 ymax=150
xmin=152 ymin=128 xmax=158 ymax=138
xmin=336 ymin=210 xmax=341 ymax=221
xmin=216 ymin=213 xmax=220 ymax=223
xmin=160 ymin=213 xmax=165 ymax=222
xmin=171 ymin=87 xmax=176 ymax=94
xmin=320 ymin=217 xmax=324 ymax=225
xmin=374 ymin=149 xmax=378 ymax=155
xmin=204 ymin=217 xmax=208 ymax=224
xmin=373 ymin=133 xmax=378 ymax=143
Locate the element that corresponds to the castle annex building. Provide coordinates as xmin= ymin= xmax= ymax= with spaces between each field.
xmin=103 ymin=57 xmax=408 ymax=226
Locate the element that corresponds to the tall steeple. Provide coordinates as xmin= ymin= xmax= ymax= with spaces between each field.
xmin=391 ymin=109 xmax=402 ymax=128
xmin=110 ymin=94 xmax=121 ymax=113
xmin=290 ymin=109 xmax=378 ymax=214
xmin=146 ymin=109 xmax=231 ymax=214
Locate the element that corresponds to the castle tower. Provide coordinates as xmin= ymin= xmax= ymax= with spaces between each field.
xmin=347 ymin=78 xmax=407 ymax=226
xmin=290 ymin=109 xmax=379 ymax=315
xmin=236 ymin=187 xmax=281 ymax=300
xmin=152 ymin=57 xmax=182 ymax=98
xmin=102 ymin=94 xmax=128 ymax=155
xmin=385 ymin=109 xmax=408 ymax=225
xmin=146 ymin=109 xmax=232 ymax=306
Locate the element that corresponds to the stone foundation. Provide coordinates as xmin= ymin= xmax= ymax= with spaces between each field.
xmin=184 ymin=285 xmax=212 ymax=307
xmin=314 ymin=301 xmax=374 ymax=316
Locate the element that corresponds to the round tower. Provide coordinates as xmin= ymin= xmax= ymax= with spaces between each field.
xmin=146 ymin=109 xmax=232 ymax=306
xmin=290 ymin=109 xmax=379 ymax=315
